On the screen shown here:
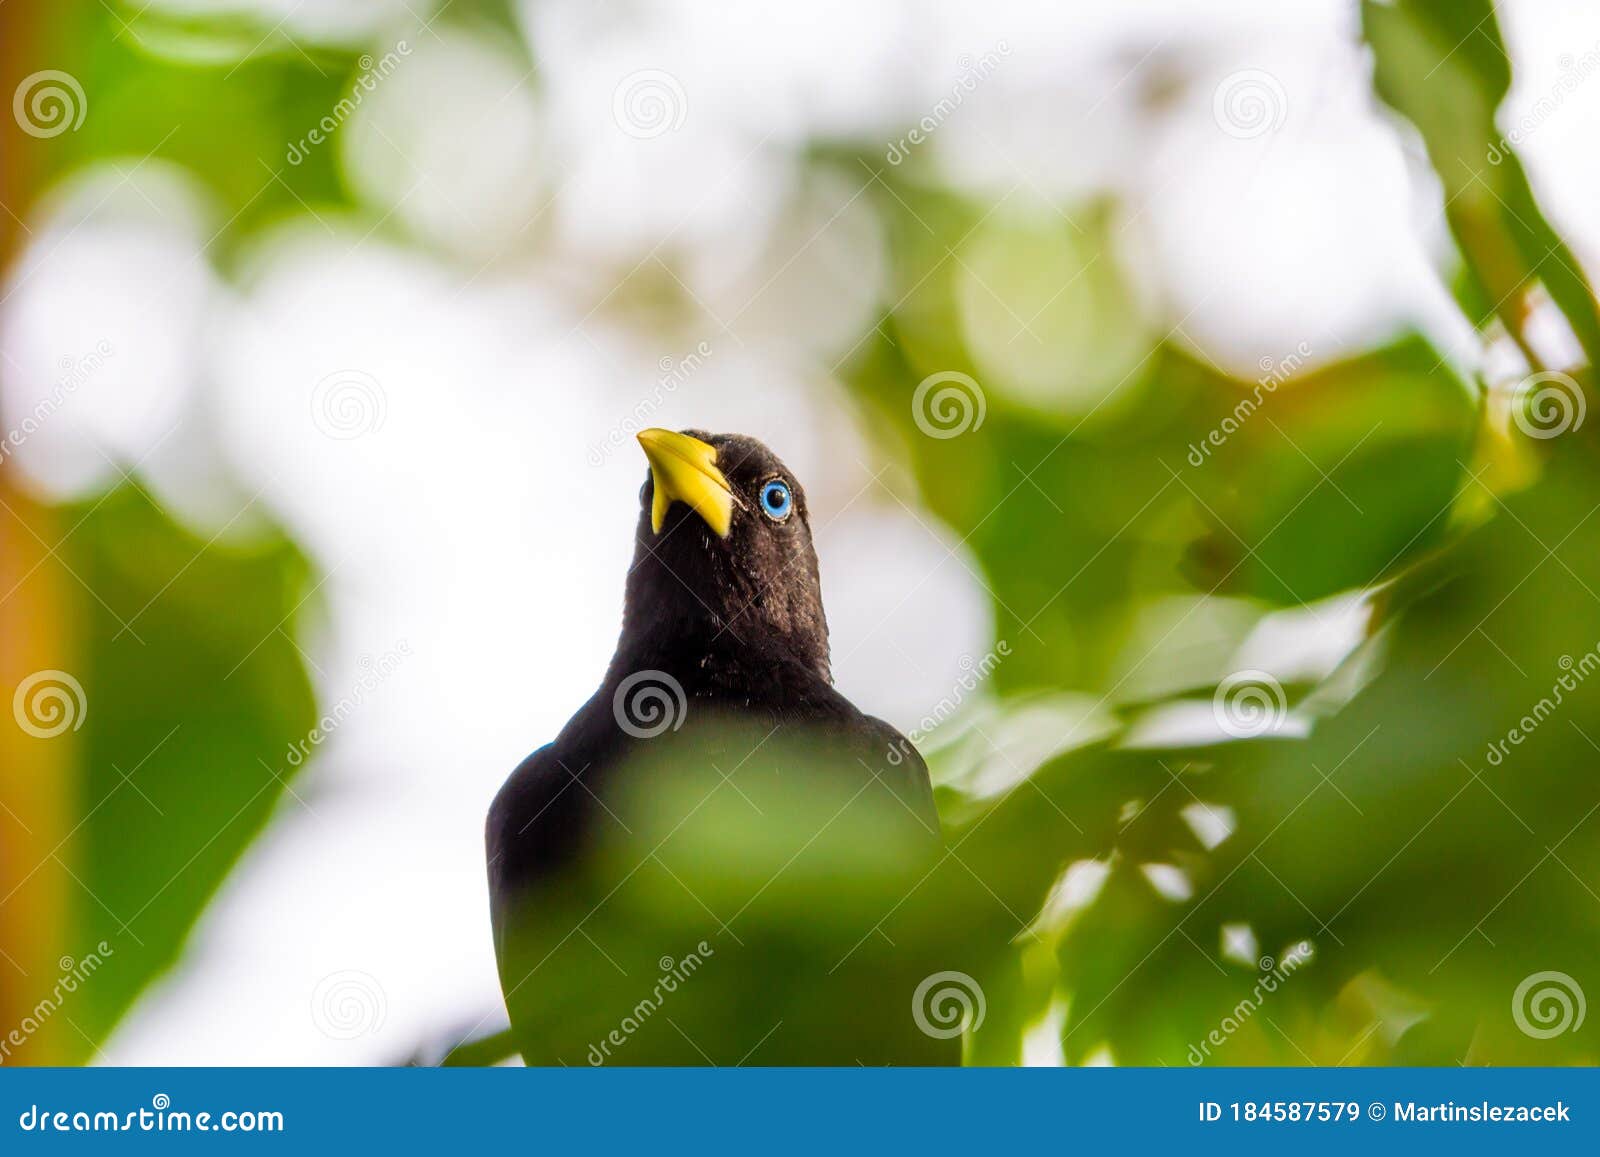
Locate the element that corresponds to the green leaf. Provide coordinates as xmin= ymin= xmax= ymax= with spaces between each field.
xmin=1364 ymin=0 xmax=1600 ymax=369
xmin=53 ymin=484 xmax=317 ymax=1059
xmin=1180 ymin=337 xmax=1479 ymax=605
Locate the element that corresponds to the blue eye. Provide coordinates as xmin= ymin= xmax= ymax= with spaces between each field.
xmin=759 ymin=479 xmax=792 ymax=521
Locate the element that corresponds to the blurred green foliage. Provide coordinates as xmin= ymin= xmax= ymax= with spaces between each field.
xmin=832 ymin=0 xmax=1600 ymax=1066
xmin=63 ymin=486 xmax=316 ymax=1059
xmin=1365 ymin=0 xmax=1600 ymax=369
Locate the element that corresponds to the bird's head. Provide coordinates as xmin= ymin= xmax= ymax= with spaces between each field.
xmin=622 ymin=428 xmax=829 ymax=680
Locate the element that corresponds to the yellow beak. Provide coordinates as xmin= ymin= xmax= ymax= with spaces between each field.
xmin=636 ymin=428 xmax=735 ymax=537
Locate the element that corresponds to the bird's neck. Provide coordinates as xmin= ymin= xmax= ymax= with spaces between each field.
xmin=612 ymin=556 xmax=831 ymax=690
xmin=611 ymin=603 xmax=830 ymax=688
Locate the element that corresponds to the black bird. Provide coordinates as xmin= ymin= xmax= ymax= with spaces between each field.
xmin=486 ymin=429 xmax=956 ymax=1065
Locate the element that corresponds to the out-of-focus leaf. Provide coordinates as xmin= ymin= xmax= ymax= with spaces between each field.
xmin=847 ymin=320 xmax=1227 ymax=692
xmin=1019 ymin=438 xmax=1600 ymax=1064
xmin=1181 ymin=338 xmax=1479 ymax=605
xmin=48 ymin=484 xmax=316 ymax=1059
xmin=497 ymin=723 xmax=1002 ymax=1066
xmin=1364 ymin=0 xmax=1600 ymax=370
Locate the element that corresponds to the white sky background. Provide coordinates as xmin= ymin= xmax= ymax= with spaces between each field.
xmin=0 ymin=0 xmax=1595 ymax=1063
